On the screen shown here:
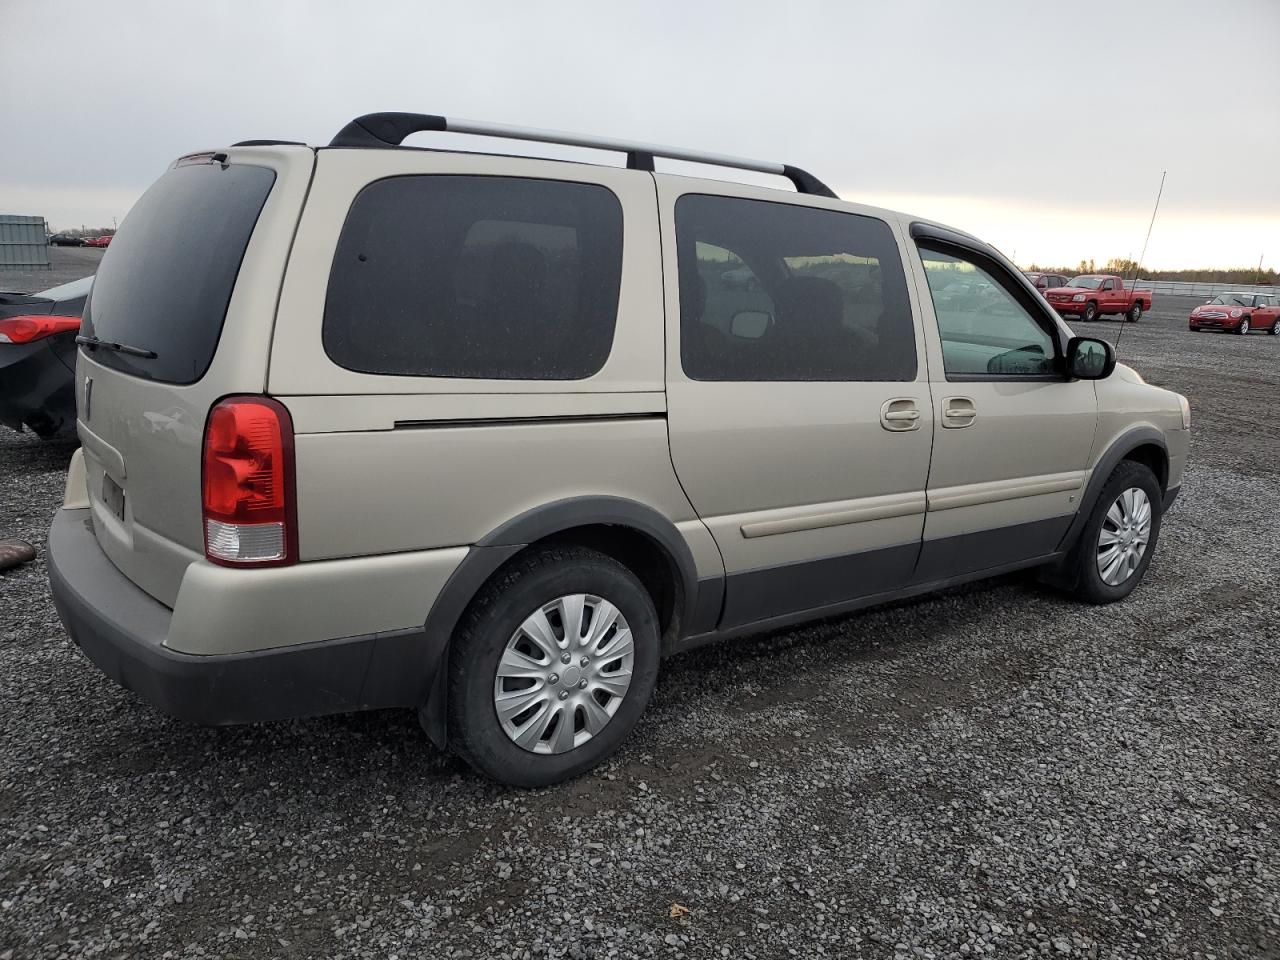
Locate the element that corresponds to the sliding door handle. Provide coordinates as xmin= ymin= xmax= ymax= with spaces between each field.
xmin=941 ymin=396 xmax=977 ymax=428
xmin=881 ymin=397 xmax=922 ymax=432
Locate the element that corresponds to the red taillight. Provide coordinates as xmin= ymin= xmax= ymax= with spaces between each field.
xmin=201 ymin=396 xmax=297 ymax=567
xmin=0 ymin=315 xmax=81 ymax=344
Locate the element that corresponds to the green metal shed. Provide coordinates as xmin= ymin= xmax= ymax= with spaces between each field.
xmin=0 ymin=215 xmax=51 ymax=268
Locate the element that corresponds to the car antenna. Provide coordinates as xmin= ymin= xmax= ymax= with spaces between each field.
xmin=1116 ymin=170 xmax=1166 ymax=360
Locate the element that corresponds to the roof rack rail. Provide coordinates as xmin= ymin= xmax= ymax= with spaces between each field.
xmin=328 ymin=112 xmax=838 ymax=199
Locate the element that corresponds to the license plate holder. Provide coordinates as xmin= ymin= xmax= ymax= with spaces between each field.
xmin=102 ymin=474 xmax=125 ymax=522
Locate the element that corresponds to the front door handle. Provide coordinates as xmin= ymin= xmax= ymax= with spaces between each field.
xmin=941 ymin=396 xmax=977 ymax=428
xmin=881 ymin=397 xmax=922 ymax=432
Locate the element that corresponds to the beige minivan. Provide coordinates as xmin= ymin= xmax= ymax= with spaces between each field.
xmin=48 ymin=112 xmax=1190 ymax=786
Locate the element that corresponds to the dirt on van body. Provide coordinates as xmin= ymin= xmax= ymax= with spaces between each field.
xmin=2 ymin=294 xmax=1278 ymax=959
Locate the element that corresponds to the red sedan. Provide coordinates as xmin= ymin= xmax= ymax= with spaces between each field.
xmin=84 ymin=235 xmax=113 ymax=248
xmin=1189 ymin=292 xmax=1280 ymax=335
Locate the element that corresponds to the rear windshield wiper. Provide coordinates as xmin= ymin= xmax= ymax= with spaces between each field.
xmin=76 ymin=334 xmax=158 ymax=360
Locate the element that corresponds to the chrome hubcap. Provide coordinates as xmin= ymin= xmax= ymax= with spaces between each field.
xmin=494 ymin=594 xmax=634 ymax=754
xmin=1097 ymin=487 xmax=1152 ymax=586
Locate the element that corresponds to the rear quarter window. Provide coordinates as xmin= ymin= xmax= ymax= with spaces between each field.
xmin=322 ymin=175 xmax=624 ymax=380
xmin=80 ymin=162 xmax=275 ymax=384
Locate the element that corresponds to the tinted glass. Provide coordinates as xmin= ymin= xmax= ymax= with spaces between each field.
xmin=323 ymin=176 xmax=623 ymax=380
xmin=919 ymin=247 xmax=1057 ymax=377
xmin=676 ymin=195 xmax=915 ymax=381
xmin=81 ymin=162 xmax=275 ymax=384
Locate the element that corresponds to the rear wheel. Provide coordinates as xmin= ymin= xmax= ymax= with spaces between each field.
xmin=1270 ymin=318 xmax=1280 ymax=335
xmin=1082 ymin=301 xmax=1098 ymax=322
xmin=1238 ymin=317 xmax=1251 ymax=335
xmin=1059 ymin=461 xmax=1162 ymax=604
xmin=445 ymin=546 xmax=660 ymax=787
xmin=1127 ymin=303 xmax=1143 ymax=323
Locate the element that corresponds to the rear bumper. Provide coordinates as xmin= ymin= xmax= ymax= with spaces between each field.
xmin=47 ymin=508 xmax=440 ymax=725
xmin=0 ymin=339 xmax=76 ymax=436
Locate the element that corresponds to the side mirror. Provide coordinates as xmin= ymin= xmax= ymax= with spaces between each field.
xmin=730 ymin=310 xmax=771 ymax=340
xmin=1066 ymin=336 xmax=1115 ymax=380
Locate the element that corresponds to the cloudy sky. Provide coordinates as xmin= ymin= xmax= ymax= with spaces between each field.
xmin=4 ymin=0 xmax=1277 ymax=269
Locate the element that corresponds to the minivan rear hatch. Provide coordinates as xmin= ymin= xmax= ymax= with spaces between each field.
xmin=76 ymin=146 xmax=313 ymax=606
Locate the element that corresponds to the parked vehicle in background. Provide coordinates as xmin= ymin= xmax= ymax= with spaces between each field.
xmin=47 ymin=234 xmax=85 ymax=247
xmin=1043 ymin=275 xmax=1154 ymax=322
xmin=84 ymin=235 xmax=113 ymax=248
xmin=1189 ymin=292 xmax=1280 ymax=335
xmin=0 ymin=277 xmax=91 ymax=438
xmin=47 ymin=113 xmax=1190 ymax=787
xmin=1023 ymin=271 xmax=1068 ymax=293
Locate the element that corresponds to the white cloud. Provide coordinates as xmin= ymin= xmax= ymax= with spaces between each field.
xmin=2 ymin=0 xmax=1277 ymax=267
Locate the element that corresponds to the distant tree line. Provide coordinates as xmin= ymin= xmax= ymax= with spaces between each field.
xmin=1023 ymin=257 xmax=1276 ymax=285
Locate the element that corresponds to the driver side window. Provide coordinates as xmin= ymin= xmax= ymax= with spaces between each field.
xmin=919 ymin=247 xmax=1057 ymax=378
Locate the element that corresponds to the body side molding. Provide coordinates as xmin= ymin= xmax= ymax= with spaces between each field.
xmin=926 ymin=472 xmax=1084 ymax=512
xmin=739 ymin=491 xmax=926 ymax=539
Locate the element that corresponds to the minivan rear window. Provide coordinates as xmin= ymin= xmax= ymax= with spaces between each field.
xmin=80 ymin=162 xmax=275 ymax=384
xmin=322 ymin=175 xmax=624 ymax=380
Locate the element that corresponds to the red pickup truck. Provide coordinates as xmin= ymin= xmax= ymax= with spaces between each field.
xmin=1043 ymin=275 xmax=1154 ymax=322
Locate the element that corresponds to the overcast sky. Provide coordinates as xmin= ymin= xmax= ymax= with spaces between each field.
xmin=4 ymin=0 xmax=1277 ymax=269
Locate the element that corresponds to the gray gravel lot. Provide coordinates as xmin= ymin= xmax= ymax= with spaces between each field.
xmin=0 ymin=246 xmax=104 ymax=294
xmin=2 ymin=294 xmax=1278 ymax=959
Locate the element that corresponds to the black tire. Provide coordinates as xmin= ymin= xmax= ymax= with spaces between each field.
xmin=1059 ymin=461 xmax=1163 ymax=605
xmin=1082 ymin=301 xmax=1098 ymax=322
xmin=1127 ymin=302 xmax=1143 ymax=323
xmin=1237 ymin=317 xmax=1251 ymax=335
xmin=1270 ymin=318 xmax=1280 ymax=335
xmin=444 ymin=545 xmax=660 ymax=787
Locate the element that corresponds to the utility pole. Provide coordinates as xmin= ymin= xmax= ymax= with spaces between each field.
xmin=1257 ymin=253 xmax=1265 ymax=286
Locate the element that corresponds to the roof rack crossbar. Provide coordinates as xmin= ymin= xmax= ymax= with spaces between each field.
xmin=328 ymin=112 xmax=837 ymax=198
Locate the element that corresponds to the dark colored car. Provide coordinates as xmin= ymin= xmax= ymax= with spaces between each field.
xmin=0 ymin=276 xmax=91 ymax=438
xmin=47 ymin=234 xmax=86 ymax=247
xmin=1189 ymin=292 xmax=1280 ymax=335
xmin=1024 ymin=271 xmax=1068 ymax=292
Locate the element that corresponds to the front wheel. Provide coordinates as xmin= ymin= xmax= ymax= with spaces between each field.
xmin=1127 ymin=303 xmax=1143 ymax=323
xmin=444 ymin=546 xmax=660 ymax=787
xmin=1238 ymin=317 xmax=1251 ymax=335
xmin=1082 ymin=301 xmax=1098 ymax=322
xmin=1060 ymin=461 xmax=1163 ymax=605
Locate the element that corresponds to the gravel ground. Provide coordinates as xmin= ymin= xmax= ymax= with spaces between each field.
xmin=2 ymin=294 xmax=1278 ymax=959
xmin=0 ymin=246 xmax=104 ymax=295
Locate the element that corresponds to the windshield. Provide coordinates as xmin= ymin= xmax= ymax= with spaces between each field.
xmin=1067 ymin=277 xmax=1103 ymax=290
xmin=1209 ymin=293 xmax=1252 ymax=306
